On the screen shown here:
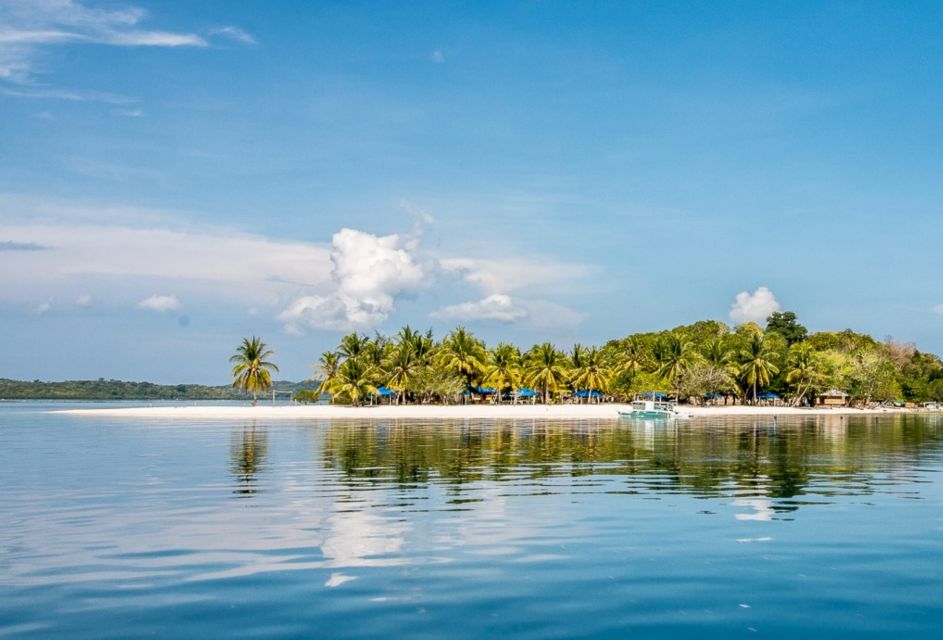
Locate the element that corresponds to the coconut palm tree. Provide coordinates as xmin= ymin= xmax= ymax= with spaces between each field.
xmin=524 ymin=342 xmax=569 ymax=404
xmin=332 ymin=358 xmax=377 ymax=406
xmin=314 ymin=351 xmax=341 ymax=403
xmin=230 ymin=336 xmax=279 ymax=406
xmin=785 ymin=344 xmax=826 ymax=407
xmin=436 ymin=326 xmax=487 ymax=389
xmin=483 ymin=343 xmax=522 ymax=403
xmin=571 ymin=345 xmax=610 ymax=403
xmin=385 ymin=341 xmax=419 ymax=404
xmin=614 ymin=337 xmax=648 ymax=378
xmin=338 ymin=332 xmax=369 ymax=361
xmin=655 ymin=335 xmax=701 ymax=402
xmin=738 ymin=333 xmax=780 ymax=403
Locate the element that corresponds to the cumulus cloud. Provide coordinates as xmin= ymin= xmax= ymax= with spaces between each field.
xmin=279 ymin=228 xmax=429 ymax=333
xmin=137 ymin=294 xmax=181 ymax=312
xmin=432 ymin=294 xmax=528 ymax=323
xmin=729 ymin=286 xmax=780 ymax=325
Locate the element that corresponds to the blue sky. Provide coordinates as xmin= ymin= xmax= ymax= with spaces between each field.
xmin=1 ymin=0 xmax=942 ymax=383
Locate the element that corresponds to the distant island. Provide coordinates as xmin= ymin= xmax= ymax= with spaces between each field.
xmin=0 ymin=378 xmax=317 ymax=401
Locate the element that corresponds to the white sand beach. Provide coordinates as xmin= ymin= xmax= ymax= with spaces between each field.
xmin=56 ymin=403 xmax=931 ymax=420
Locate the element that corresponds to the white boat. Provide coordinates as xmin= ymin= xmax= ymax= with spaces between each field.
xmin=618 ymin=397 xmax=692 ymax=420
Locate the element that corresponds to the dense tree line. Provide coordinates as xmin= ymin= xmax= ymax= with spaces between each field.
xmin=0 ymin=378 xmax=242 ymax=400
xmin=311 ymin=312 xmax=943 ymax=406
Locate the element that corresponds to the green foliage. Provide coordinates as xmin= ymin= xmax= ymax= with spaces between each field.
xmin=0 ymin=378 xmax=243 ymax=400
xmin=307 ymin=320 xmax=943 ymax=406
xmin=230 ymin=336 xmax=279 ymax=405
xmin=766 ymin=311 xmax=809 ymax=346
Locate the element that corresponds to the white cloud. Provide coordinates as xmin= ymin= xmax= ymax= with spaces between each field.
xmin=432 ymin=294 xmax=528 ymax=323
xmin=210 ymin=26 xmax=256 ymax=45
xmin=430 ymin=50 xmax=445 ymax=63
xmin=74 ymin=293 xmax=91 ymax=306
xmin=729 ymin=286 xmax=780 ymax=325
xmin=33 ymin=297 xmax=52 ymax=314
xmin=0 ymin=87 xmax=136 ymax=104
xmin=279 ymin=228 xmax=429 ymax=333
xmin=440 ymin=256 xmax=598 ymax=295
xmin=518 ymin=299 xmax=585 ymax=330
xmin=137 ymin=294 xmax=181 ymax=312
xmin=932 ymin=304 xmax=943 ymax=316
xmin=0 ymin=203 xmax=333 ymax=309
xmin=0 ymin=1 xmax=249 ymax=86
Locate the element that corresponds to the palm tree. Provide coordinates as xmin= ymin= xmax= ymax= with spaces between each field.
xmin=338 ymin=332 xmax=369 ymax=361
xmin=332 ymin=359 xmax=377 ymax=406
xmin=524 ymin=342 xmax=569 ymax=404
xmin=738 ymin=333 xmax=780 ymax=403
xmin=436 ymin=327 xmax=488 ymax=390
xmin=614 ymin=337 xmax=648 ymax=378
xmin=785 ymin=344 xmax=825 ymax=407
xmin=655 ymin=335 xmax=701 ymax=402
xmin=385 ymin=341 xmax=419 ymax=404
xmin=571 ymin=345 xmax=610 ymax=403
xmin=483 ymin=343 xmax=522 ymax=403
xmin=230 ymin=336 xmax=279 ymax=406
xmin=314 ymin=351 xmax=341 ymax=403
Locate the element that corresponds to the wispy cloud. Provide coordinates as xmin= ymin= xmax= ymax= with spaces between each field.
xmin=0 ymin=86 xmax=136 ymax=104
xmin=430 ymin=50 xmax=445 ymax=63
xmin=0 ymin=1 xmax=250 ymax=92
xmin=137 ymin=294 xmax=181 ymax=312
xmin=432 ymin=294 xmax=527 ymax=323
xmin=210 ymin=26 xmax=256 ymax=45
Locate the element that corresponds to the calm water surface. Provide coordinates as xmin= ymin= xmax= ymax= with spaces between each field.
xmin=1 ymin=403 xmax=942 ymax=638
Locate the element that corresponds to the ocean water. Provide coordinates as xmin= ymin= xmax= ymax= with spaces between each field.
xmin=1 ymin=403 xmax=942 ymax=638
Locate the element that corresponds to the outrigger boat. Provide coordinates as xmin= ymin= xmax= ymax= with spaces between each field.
xmin=618 ymin=393 xmax=692 ymax=420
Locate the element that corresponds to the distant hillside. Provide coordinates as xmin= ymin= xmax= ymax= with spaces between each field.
xmin=0 ymin=378 xmax=319 ymax=401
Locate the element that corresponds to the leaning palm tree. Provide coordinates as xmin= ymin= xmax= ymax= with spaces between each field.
xmin=436 ymin=326 xmax=488 ymax=389
xmin=313 ymin=351 xmax=341 ymax=403
xmin=230 ymin=336 xmax=279 ymax=406
xmin=523 ymin=342 xmax=569 ymax=404
xmin=785 ymin=344 xmax=826 ymax=407
xmin=571 ymin=345 xmax=611 ymax=403
xmin=655 ymin=335 xmax=701 ymax=402
xmin=738 ymin=333 xmax=780 ymax=403
xmin=483 ymin=342 xmax=522 ymax=403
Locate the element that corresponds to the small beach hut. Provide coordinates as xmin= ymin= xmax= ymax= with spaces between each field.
xmin=816 ymin=389 xmax=849 ymax=407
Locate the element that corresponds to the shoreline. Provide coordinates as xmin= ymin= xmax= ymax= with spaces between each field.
xmin=54 ymin=403 xmax=936 ymax=420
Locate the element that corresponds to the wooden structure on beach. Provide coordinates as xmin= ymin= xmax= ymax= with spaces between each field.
xmin=816 ymin=389 xmax=849 ymax=407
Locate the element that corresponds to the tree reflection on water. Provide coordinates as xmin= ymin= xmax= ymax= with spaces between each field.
xmin=231 ymin=425 xmax=268 ymax=496
xmin=320 ymin=414 xmax=943 ymax=514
